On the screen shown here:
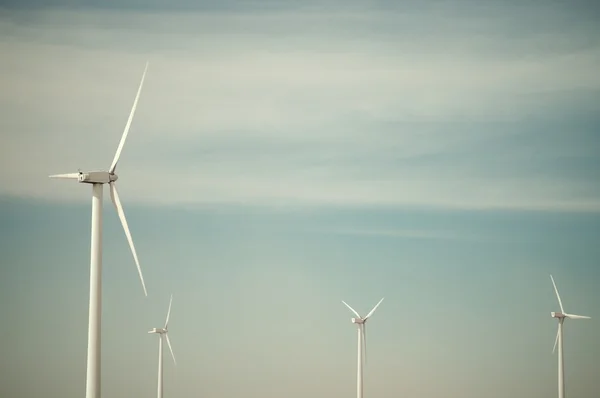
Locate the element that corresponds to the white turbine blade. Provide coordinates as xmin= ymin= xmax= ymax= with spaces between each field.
xmin=109 ymin=182 xmax=148 ymax=296
xmin=565 ymin=313 xmax=591 ymax=320
xmin=365 ymin=297 xmax=384 ymax=319
xmin=164 ymin=294 xmax=173 ymax=328
xmin=342 ymin=301 xmax=361 ymax=318
xmin=165 ymin=334 xmax=176 ymax=365
xmin=550 ymin=275 xmax=565 ymax=314
xmin=362 ymin=323 xmax=367 ymax=366
xmin=552 ymin=326 xmax=559 ymax=354
xmin=109 ymin=61 xmax=149 ymax=174
xmin=49 ymin=173 xmax=79 ymax=180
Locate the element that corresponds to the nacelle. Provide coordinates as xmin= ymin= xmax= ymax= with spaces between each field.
xmin=78 ymin=171 xmax=115 ymax=184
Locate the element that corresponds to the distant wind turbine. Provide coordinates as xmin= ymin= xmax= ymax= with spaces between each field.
xmin=342 ymin=298 xmax=384 ymax=398
xmin=549 ymin=274 xmax=590 ymax=398
xmin=149 ymin=294 xmax=177 ymax=398
xmin=49 ymin=62 xmax=150 ymax=398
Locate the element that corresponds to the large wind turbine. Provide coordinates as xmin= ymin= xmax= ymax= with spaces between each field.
xmin=49 ymin=62 xmax=150 ymax=398
xmin=149 ymin=294 xmax=177 ymax=398
xmin=549 ymin=274 xmax=590 ymax=398
xmin=342 ymin=298 xmax=384 ymax=398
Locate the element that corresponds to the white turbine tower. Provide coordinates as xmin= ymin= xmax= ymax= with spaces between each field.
xmin=549 ymin=274 xmax=591 ymax=398
xmin=49 ymin=62 xmax=150 ymax=398
xmin=149 ymin=294 xmax=177 ymax=398
xmin=342 ymin=298 xmax=384 ymax=398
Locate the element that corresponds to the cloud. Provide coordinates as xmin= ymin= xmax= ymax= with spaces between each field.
xmin=1 ymin=4 xmax=600 ymax=212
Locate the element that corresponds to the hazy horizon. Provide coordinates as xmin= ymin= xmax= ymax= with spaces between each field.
xmin=1 ymin=1 xmax=599 ymax=397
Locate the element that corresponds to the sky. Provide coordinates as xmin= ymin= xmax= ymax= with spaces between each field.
xmin=1 ymin=0 xmax=599 ymax=397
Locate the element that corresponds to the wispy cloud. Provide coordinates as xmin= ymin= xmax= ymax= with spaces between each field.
xmin=1 ymin=3 xmax=599 ymax=211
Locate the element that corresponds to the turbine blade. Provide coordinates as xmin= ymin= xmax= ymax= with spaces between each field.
xmin=565 ymin=313 xmax=591 ymax=320
xmin=165 ymin=334 xmax=176 ymax=365
xmin=109 ymin=182 xmax=148 ymax=296
xmin=49 ymin=173 xmax=80 ymax=180
xmin=109 ymin=61 xmax=149 ymax=174
xmin=362 ymin=324 xmax=367 ymax=366
xmin=365 ymin=297 xmax=384 ymax=319
xmin=164 ymin=294 xmax=173 ymax=328
xmin=552 ymin=326 xmax=559 ymax=354
xmin=342 ymin=301 xmax=361 ymax=318
xmin=550 ymin=275 xmax=565 ymax=314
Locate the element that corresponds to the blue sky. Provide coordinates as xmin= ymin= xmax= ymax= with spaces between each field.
xmin=1 ymin=1 xmax=599 ymax=397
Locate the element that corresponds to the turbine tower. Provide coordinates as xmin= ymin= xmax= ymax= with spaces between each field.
xmin=149 ymin=294 xmax=177 ymax=398
xmin=342 ymin=298 xmax=384 ymax=398
xmin=49 ymin=62 xmax=150 ymax=398
xmin=549 ymin=274 xmax=590 ymax=398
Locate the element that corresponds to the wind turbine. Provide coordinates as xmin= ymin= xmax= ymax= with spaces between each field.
xmin=549 ymin=274 xmax=591 ymax=398
xmin=49 ymin=62 xmax=150 ymax=398
xmin=342 ymin=298 xmax=384 ymax=398
xmin=149 ymin=294 xmax=177 ymax=398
